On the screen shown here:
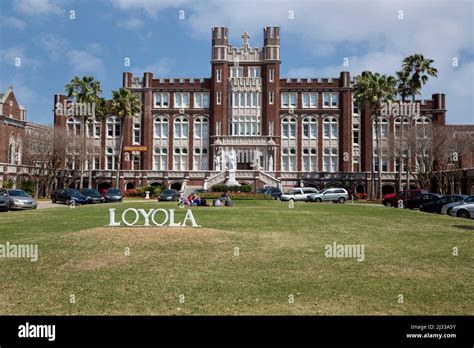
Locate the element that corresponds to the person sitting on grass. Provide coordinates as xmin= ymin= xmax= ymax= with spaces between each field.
xmin=192 ymin=195 xmax=200 ymax=207
xmin=213 ymin=198 xmax=222 ymax=207
xmin=199 ymin=198 xmax=208 ymax=207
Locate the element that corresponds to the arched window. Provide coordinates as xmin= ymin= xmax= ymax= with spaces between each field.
xmin=193 ymin=147 xmax=209 ymax=170
xmin=153 ymin=147 xmax=168 ymax=170
xmin=394 ymin=117 xmax=410 ymax=138
xmin=302 ymin=116 xmax=317 ymax=139
xmin=173 ymin=147 xmax=188 ymax=170
xmin=302 ymin=148 xmax=317 ymax=171
xmin=281 ymin=147 xmax=297 ymax=171
xmin=416 ymin=116 xmax=432 ymax=138
xmin=282 ymin=116 xmax=296 ymax=139
xmin=174 ymin=116 xmax=189 ymax=139
xmin=105 ymin=147 xmax=116 ymax=170
xmin=194 ymin=116 xmax=209 ymax=139
xmin=106 ymin=116 xmax=121 ymax=138
xmin=154 ymin=116 xmax=168 ymax=139
xmin=323 ymin=116 xmax=338 ymax=139
xmin=8 ymin=135 xmax=15 ymax=164
xmin=67 ymin=116 xmax=82 ymax=135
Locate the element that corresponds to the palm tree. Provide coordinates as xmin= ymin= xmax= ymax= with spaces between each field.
xmin=353 ymin=71 xmax=397 ymax=200
xmin=65 ymin=76 xmax=103 ymax=189
xmin=110 ymin=88 xmax=142 ymax=189
xmin=395 ymin=70 xmax=411 ymax=192
xmin=399 ymin=54 xmax=438 ymax=195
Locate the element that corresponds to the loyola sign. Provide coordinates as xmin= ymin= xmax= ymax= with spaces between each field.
xmin=108 ymin=208 xmax=199 ymax=227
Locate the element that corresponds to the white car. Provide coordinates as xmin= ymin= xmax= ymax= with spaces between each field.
xmin=441 ymin=195 xmax=474 ymax=215
xmin=449 ymin=203 xmax=474 ymax=219
xmin=280 ymin=187 xmax=318 ymax=202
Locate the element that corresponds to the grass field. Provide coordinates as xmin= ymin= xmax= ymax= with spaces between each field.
xmin=0 ymin=200 xmax=473 ymax=315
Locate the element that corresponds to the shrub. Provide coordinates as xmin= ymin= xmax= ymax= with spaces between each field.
xmin=211 ymin=184 xmax=252 ymax=193
xmin=201 ymin=192 xmax=273 ymax=200
xmin=4 ymin=180 xmax=14 ymax=189
xmin=137 ymin=185 xmax=162 ymax=197
xmin=354 ymin=192 xmax=367 ymax=200
xmin=20 ymin=180 xmax=35 ymax=195
xmin=124 ymin=189 xmax=140 ymax=197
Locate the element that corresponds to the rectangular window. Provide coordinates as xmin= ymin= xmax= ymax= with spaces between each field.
xmin=269 ymin=69 xmax=274 ymax=82
xmin=323 ymin=93 xmax=330 ymax=107
xmin=216 ymin=92 xmax=222 ymax=105
xmin=216 ymin=69 xmax=222 ymax=82
xmin=154 ymin=93 xmax=169 ymax=108
xmin=133 ymin=124 xmax=140 ymax=144
xmin=269 ymin=92 xmax=274 ymax=105
xmin=302 ymin=92 xmax=317 ymax=108
xmin=194 ymin=93 xmax=210 ymax=108
xmin=248 ymin=67 xmax=260 ymax=78
xmin=331 ymin=92 xmax=339 ymax=107
xmin=94 ymin=157 xmax=100 ymax=170
xmin=281 ymin=93 xmax=297 ymax=108
xmin=174 ymin=93 xmax=190 ymax=108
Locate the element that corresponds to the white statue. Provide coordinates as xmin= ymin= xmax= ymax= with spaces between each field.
xmin=268 ymin=155 xmax=274 ymax=172
xmin=214 ymin=154 xmax=221 ymax=171
xmin=228 ymin=149 xmax=237 ymax=171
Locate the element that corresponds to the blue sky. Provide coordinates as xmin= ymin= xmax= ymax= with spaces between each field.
xmin=0 ymin=0 xmax=473 ymax=125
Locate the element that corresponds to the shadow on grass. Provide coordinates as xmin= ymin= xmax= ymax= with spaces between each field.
xmin=452 ymin=224 xmax=474 ymax=230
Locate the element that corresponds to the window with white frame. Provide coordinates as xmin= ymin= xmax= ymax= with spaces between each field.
xmin=269 ymin=91 xmax=274 ymax=104
xmin=302 ymin=148 xmax=317 ymax=171
xmin=194 ymin=93 xmax=210 ymax=108
xmin=269 ymin=69 xmax=274 ymax=82
xmin=194 ymin=116 xmax=209 ymax=139
xmin=153 ymin=116 xmax=168 ymax=139
xmin=230 ymin=66 xmax=243 ymax=78
xmin=232 ymin=92 xmax=259 ymax=107
xmin=415 ymin=116 xmax=432 ymax=138
xmin=106 ymin=147 xmax=116 ymax=170
xmin=373 ymin=149 xmax=389 ymax=172
xmin=173 ymin=147 xmax=188 ymax=170
xmin=193 ymin=147 xmax=209 ymax=170
xmin=174 ymin=93 xmax=190 ymax=108
xmin=282 ymin=116 xmax=296 ymax=139
xmin=216 ymin=92 xmax=222 ymax=105
xmin=323 ymin=92 xmax=339 ymax=108
xmin=106 ymin=116 xmax=121 ymax=138
xmin=395 ymin=150 xmax=408 ymax=172
xmin=302 ymin=92 xmax=318 ymax=108
xmin=281 ymin=148 xmax=297 ymax=171
xmin=281 ymin=93 xmax=297 ymax=108
xmin=154 ymin=93 xmax=169 ymax=108
xmin=302 ymin=116 xmax=317 ymax=139
xmin=87 ymin=120 xmax=101 ymax=138
xmin=153 ymin=147 xmax=168 ymax=170
xmin=323 ymin=148 xmax=338 ymax=172
xmin=323 ymin=116 xmax=338 ymax=139
xmin=67 ymin=116 xmax=82 ymax=135
xmin=174 ymin=116 xmax=189 ymax=139
xmin=231 ymin=115 xmax=259 ymax=136
xmin=216 ymin=69 xmax=222 ymax=82
xmin=352 ymin=99 xmax=359 ymax=114
xmin=248 ymin=67 xmax=260 ymax=78
xmin=133 ymin=123 xmax=140 ymax=144
xmin=394 ymin=117 xmax=410 ymax=138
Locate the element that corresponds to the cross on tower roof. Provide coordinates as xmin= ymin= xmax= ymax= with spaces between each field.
xmin=242 ymin=32 xmax=250 ymax=47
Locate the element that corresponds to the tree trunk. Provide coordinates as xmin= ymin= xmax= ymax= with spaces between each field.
xmin=376 ymin=118 xmax=383 ymax=200
xmin=115 ymin=119 xmax=125 ymax=189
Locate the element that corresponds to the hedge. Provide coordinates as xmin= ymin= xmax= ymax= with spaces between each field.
xmin=200 ymin=192 xmax=273 ymax=200
xmin=211 ymin=184 xmax=252 ymax=193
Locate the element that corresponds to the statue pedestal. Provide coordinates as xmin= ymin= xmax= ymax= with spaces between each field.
xmin=226 ymin=170 xmax=240 ymax=186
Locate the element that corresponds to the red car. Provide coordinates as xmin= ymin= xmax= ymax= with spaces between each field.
xmin=382 ymin=189 xmax=428 ymax=208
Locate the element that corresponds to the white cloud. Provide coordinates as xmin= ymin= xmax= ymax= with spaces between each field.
xmin=66 ymin=50 xmax=106 ymax=79
xmin=0 ymin=16 xmax=26 ymax=30
xmin=38 ymin=33 xmax=68 ymax=61
xmin=117 ymin=17 xmax=144 ymax=31
xmin=13 ymin=0 xmax=64 ymax=16
xmin=131 ymin=58 xmax=175 ymax=77
xmin=109 ymin=0 xmax=191 ymax=17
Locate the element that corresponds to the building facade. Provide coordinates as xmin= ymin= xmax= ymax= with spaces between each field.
xmin=50 ymin=26 xmax=474 ymax=195
xmin=0 ymin=86 xmax=52 ymax=189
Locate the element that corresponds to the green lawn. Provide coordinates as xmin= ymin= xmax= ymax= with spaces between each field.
xmin=0 ymin=201 xmax=473 ymax=315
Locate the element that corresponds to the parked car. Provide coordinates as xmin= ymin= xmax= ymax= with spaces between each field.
xmin=104 ymin=188 xmax=123 ymax=203
xmin=441 ymin=195 xmax=474 ymax=215
xmin=158 ymin=189 xmax=180 ymax=202
xmin=382 ymin=189 xmax=428 ymax=208
xmin=420 ymin=195 xmax=468 ymax=214
xmin=405 ymin=193 xmax=442 ymax=209
xmin=190 ymin=188 xmax=208 ymax=195
xmin=307 ymin=188 xmax=349 ymax=203
xmin=280 ymin=187 xmax=318 ymax=202
xmin=51 ymin=188 xmax=89 ymax=205
xmin=80 ymin=188 xmax=105 ymax=204
xmin=449 ymin=203 xmax=474 ymax=219
xmin=0 ymin=189 xmax=10 ymax=211
xmin=3 ymin=189 xmax=38 ymax=210
xmin=257 ymin=187 xmax=282 ymax=200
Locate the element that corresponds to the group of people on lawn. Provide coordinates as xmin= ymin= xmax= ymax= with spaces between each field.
xmin=178 ymin=192 xmax=233 ymax=208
